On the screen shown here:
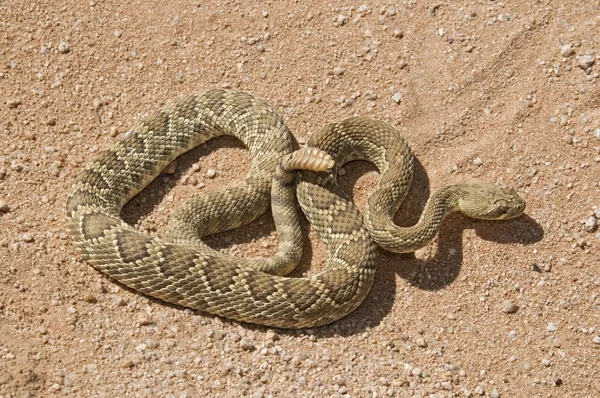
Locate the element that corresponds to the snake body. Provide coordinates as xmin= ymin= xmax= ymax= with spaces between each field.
xmin=66 ymin=89 xmax=525 ymax=328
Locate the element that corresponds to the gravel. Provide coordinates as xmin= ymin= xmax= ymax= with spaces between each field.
xmin=2 ymin=1 xmax=600 ymax=397
xmin=584 ymin=216 xmax=598 ymax=232
xmin=560 ymin=43 xmax=574 ymax=57
xmin=7 ymin=99 xmax=21 ymax=108
xmin=502 ymin=300 xmax=519 ymax=314
xmin=333 ymin=67 xmax=345 ymax=76
xmin=58 ymin=41 xmax=71 ymax=54
xmin=577 ymin=54 xmax=595 ymax=69
xmin=0 ymin=199 xmax=9 ymax=213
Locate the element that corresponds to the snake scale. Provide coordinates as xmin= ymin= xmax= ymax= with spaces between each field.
xmin=66 ymin=89 xmax=525 ymax=329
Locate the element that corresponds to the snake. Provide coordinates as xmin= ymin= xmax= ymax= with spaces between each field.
xmin=65 ymin=89 xmax=526 ymax=329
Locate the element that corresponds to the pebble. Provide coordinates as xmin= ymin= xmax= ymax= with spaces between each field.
xmin=7 ymin=99 xmax=22 ymax=108
xmin=265 ymin=331 xmax=279 ymax=342
xmin=490 ymin=388 xmax=500 ymax=398
xmin=559 ymin=44 xmax=574 ymax=57
xmin=473 ymin=157 xmax=484 ymax=166
xmin=22 ymin=233 xmax=34 ymax=242
xmin=83 ymin=294 xmax=97 ymax=303
xmin=0 ymin=200 xmax=9 ymax=213
xmin=593 ymin=128 xmax=600 ymax=141
xmin=585 ymin=216 xmax=598 ymax=232
xmin=206 ymin=169 xmax=216 ymax=178
xmin=392 ymin=28 xmax=404 ymax=38
xmin=240 ymin=337 xmax=255 ymax=351
xmin=392 ymin=92 xmax=402 ymax=104
xmin=138 ymin=315 xmax=154 ymax=326
xmin=547 ymin=322 xmax=557 ymax=332
xmin=114 ymin=296 xmax=127 ymax=306
xmin=333 ymin=67 xmax=345 ymax=76
xmin=577 ymin=54 xmax=595 ymax=69
xmin=502 ymin=300 xmax=518 ymax=314
xmin=58 ymin=42 xmax=71 ymax=54
xmin=162 ymin=161 xmax=177 ymax=175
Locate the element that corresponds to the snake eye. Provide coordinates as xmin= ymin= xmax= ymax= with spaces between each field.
xmin=496 ymin=200 xmax=508 ymax=214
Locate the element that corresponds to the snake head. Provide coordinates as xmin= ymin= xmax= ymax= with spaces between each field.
xmin=458 ymin=182 xmax=526 ymax=220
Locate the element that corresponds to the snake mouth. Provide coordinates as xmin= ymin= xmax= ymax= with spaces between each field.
xmin=494 ymin=200 xmax=526 ymax=220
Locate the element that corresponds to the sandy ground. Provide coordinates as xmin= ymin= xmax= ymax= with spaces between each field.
xmin=1 ymin=0 xmax=600 ymax=396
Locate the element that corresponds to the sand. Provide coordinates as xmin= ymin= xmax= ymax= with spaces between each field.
xmin=1 ymin=1 xmax=599 ymax=396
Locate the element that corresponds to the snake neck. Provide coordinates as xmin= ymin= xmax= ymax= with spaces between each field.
xmin=365 ymin=184 xmax=463 ymax=253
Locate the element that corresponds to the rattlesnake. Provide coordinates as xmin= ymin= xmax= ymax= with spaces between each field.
xmin=66 ymin=89 xmax=525 ymax=329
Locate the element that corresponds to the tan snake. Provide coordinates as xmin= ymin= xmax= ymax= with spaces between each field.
xmin=65 ymin=89 xmax=525 ymax=329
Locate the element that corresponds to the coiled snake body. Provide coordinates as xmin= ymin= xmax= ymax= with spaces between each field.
xmin=66 ymin=89 xmax=525 ymax=329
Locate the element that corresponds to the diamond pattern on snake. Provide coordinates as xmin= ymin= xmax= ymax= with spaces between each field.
xmin=66 ymin=89 xmax=525 ymax=329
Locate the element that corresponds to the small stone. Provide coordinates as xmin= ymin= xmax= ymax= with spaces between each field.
xmin=584 ymin=216 xmax=598 ymax=232
xmin=162 ymin=161 xmax=177 ymax=175
xmin=7 ymin=99 xmax=22 ymax=108
xmin=22 ymin=233 xmax=34 ymax=242
xmin=593 ymin=128 xmax=600 ymax=141
xmin=145 ymin=338 xmax=158 ymax=348
xmin=392 ymin=92 xmax=402 ymax=104
xmin=577 ymin=54 xmax=595 ymax=69
xmin=83 ymin=294 xmax=97 ymax=303
xmin=411 ymin=367 xmax=422 ymax=377
xmin=122 ymin=359 xmax=135 ymax=368
xmin=58 ymin=42 xmax=71 ymax=54
xmin=592 ymin=335 xmax=600 ymax=344
xmin=138 ymin=315 xmax=154 ymax=326
xmin=541 ymin=358 xmax=551 ymax=367
xmin=392 ymin=28 xmax=403 ymax=38
xmin=336 ymin=14 xmax=347 ymax=25
xmin=490 ymin=388 xmax=500 ymax=398
xmin=114 ymin=296 xmax=127 ymax=306
xmin=240 ymin=337 xmax=255 ymax=351
xmin=473 ymin=157 xmax=483 ymax=166
xmin=560 ymin=44 xmax=574 ymax=57
xmin=265 ymin=331 xmax=279 ymax=342
xmin=206 ymin=169 xmax=216 ymax=178
xmin=338 ymin=167 xmax=347 ymax=176
xmin=547 ymin=322 xmax=557 ymax=332
xmin=333 ymin=67 xmax=345 ymax=76
xmin=0 ymin=200 xmax=9 ymax=213
xmin=502 ymin=300 xmax=518 ymax=314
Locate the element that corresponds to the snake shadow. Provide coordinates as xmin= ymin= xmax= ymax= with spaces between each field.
xmin=122 ymin=135 xmax=278 ymax=246
xmin=301 ymin=157 xmax=544 ymax=338
xmin=118 ymin=137 xmax=543 ymax=337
